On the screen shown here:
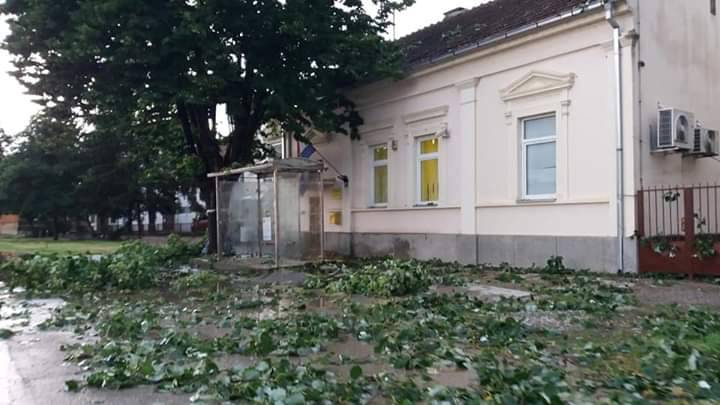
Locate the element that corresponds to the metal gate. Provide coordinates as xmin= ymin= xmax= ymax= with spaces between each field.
xmin=637 ymin=185 xmax=720 ymax=276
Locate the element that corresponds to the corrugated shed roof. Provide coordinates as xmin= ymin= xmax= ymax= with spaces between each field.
xmin=398 ymin=0 xmax=600 ymax=67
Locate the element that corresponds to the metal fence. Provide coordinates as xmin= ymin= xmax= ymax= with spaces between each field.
xmin=637 ymin=184 xmax=720 ymax=239
xmin=108 ymin=221 xmax=197 ymax=235
xmin=637 ymin=184 xmax=720 ymax=275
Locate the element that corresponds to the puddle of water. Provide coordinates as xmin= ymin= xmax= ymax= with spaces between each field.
xmin=325 ymin=337 xmax=376 ymax=361
xmin=0 ymin=286 xmax=65 ymax=335
xmin=214 ymin=354 xmax=255 ymax=371
xmin=247 ymin=297 xmax=293 ymax=320
xmin=326 ymin=361 xmax=397 ymax=381
xmin=427 ymin=367 xmax=477 ymax=389
xmin=191 ymin=323 xmax=232 ymax=340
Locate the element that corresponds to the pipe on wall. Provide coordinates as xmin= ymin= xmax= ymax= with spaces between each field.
xmin=605 ymin=0 xmax=625 ymax=272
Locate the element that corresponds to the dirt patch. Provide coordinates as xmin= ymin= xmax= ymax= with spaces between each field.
xmin=634 ymin=279 xmax=720 ymax=308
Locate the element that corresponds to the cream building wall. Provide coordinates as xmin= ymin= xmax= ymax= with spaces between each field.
xmin=302 ymin=1 xmax=718 ymax=271
xmin=304 ymin=7 xmax=638 ymax=271
xmin=629 ymin=0 xmax=720 ymax=187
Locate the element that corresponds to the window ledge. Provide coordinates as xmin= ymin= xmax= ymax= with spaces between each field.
xmin=516 ymin=198 xmax=557 ymax=204
xmin=414 ymin=202 xmax=439 ymax=208
xmin=368 ymin=204 xmax=388 ymax=209
xmin=353 ymin=205 xmax=460 ymax=213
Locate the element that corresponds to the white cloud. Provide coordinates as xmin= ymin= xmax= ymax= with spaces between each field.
xmin=366 ymin=0 xmax=487 ymax=39
xmin=0 ymin=17 xmax=41 ymax=136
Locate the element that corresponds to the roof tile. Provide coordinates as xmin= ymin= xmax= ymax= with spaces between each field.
xmin=398 ymin=0 xmax=598 ymax=67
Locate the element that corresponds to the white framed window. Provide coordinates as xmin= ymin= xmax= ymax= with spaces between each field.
xmin=370 ymin=144 xmax=388 ymax=206
xmin=521 ymin=113 xmax=557 ymax=199
xmin=416 ymin=136 xmax=440 ymax=204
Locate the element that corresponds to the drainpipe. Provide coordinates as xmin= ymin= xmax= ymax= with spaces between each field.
xmin=605 ymin=0 xmax=625 ymax=272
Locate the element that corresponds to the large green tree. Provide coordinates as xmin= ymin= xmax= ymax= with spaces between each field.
xmin=1 ymin=0 xmax=413 ymax=250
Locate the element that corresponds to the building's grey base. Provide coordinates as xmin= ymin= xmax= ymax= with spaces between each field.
xmin=324 ymin=232 xmax=638 ymax=273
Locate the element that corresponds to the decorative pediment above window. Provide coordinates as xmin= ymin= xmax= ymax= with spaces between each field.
xmin=500 ymin=71 xmax=576 ymax=102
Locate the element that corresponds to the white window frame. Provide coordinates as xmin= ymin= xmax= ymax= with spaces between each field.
xmin=415 ymin=136 xmax=440 ymax=205
xmin=521 ymin=113 xmax=557 ymax=200
xmin=370 ymin=144 xmax=389 ymax=207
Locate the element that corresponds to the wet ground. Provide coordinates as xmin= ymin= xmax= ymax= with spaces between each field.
xmin=0 ymin=274 xmax=512 ymax=405
xmin=634 ymin=278 xmax=720 ymax=308
xmin=0 ymin=287 xmax=191 ymax=404
xmin=2 ymin=270 xmax=720 ymax=404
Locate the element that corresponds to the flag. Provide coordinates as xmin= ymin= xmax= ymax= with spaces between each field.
xmin=300 ymin=144 xmax=316 ymax=158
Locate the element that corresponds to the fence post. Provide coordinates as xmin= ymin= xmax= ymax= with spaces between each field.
xmin=684 ymin=188 xmax=695 ymax=240
xmin=684 ymin=188 xmax=695 ymax=276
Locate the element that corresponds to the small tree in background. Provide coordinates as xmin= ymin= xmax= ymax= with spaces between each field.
xmin=0 ymin=109 xmax=200 ymax=239
xmin=0 ymin=111 xmax=81 ymax=239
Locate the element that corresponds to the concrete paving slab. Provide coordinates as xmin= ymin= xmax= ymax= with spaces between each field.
xmin=433 ymin=284 xmax=531 ymax=302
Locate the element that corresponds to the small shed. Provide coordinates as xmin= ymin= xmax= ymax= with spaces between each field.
xmin=208 ymin=158 xmax=325 ymax=267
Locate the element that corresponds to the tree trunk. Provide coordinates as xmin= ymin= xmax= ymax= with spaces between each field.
xmin=175 ymin=102 xmax=261 ymax=255
xmin=148 ymin=210 xmax=157 ymax=234
xmin=204 ymin=181 xmax=218 ymax=254
xmin=98 ymin=215 xmax=108 ymax=238
xmin=123 ymin=209 xmax=133 ymax=236
xmin=136 ymin=209 xmax=143 ymax=238
xmin=83 ymin=216 xmax=95 ymax=238
xmin=164 ymin=213 xmax=176 ymax=234
xmin=52 ymin=216 xmax=59 ymax=241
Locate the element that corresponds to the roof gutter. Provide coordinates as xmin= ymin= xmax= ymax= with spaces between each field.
xmin=409 ymin=0 xmax=605 ymax=70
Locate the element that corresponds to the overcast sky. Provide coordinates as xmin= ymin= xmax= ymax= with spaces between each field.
xmin=0 ymin=0 xmax=485 ymax=136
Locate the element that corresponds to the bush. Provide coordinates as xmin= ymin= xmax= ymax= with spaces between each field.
xmin=170 ymin=270 xmax=225 ymax=291
xmin=325 ymin=259 xmax=435 ymax=297
xmin=0 ymin=235 xmax=202 ymax=293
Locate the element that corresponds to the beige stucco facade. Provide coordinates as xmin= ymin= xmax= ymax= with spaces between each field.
xmin=628 ymin=0 xmax=720 ymax=188
xmin=289 ymin=1 xmax=718 ymax=271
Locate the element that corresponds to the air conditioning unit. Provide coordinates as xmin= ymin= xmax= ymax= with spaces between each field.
xmin=690 ymin=127 xmax=719 ymax=156
xmin=657 ymin=108 xmax=694 ymax=150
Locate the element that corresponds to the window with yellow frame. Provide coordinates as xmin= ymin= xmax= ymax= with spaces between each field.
xmin=417 ymin=137 xmax=439 ymax=203
xmin=371 ymin=144 xmax=388 ymax=206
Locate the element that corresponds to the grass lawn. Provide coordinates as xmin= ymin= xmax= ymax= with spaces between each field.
xmin=0 ymin=237 xmax=123 ymax=255
xmin=2 ymin=249 xmax=720 ymax=403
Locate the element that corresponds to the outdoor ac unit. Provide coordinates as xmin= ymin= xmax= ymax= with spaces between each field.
xmin=657 ymin=108 xmax=694 ymax=150
xmin=690 ymin=127 xmax=719 ymax=156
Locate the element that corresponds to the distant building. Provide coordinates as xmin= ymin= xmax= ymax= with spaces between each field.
xmin=0 ymin=214 xmax=19 ymax=236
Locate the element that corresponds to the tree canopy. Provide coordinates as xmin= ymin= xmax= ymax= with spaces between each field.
xmin=0 ymin=109 xmax=198 ymax=238
xmin=2 ymin=0 xmax=413 ymax=248
xmin=2 ymin=0 xmax=413 ymax=172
